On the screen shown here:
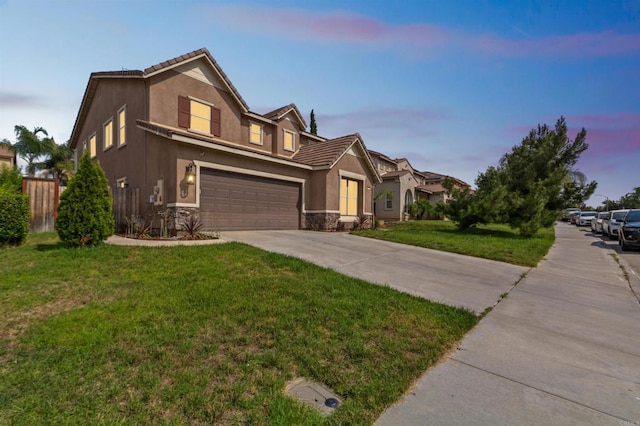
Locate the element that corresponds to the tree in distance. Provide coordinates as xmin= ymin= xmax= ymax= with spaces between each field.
xmin=310 ymin=109 xmax=318 ymax=136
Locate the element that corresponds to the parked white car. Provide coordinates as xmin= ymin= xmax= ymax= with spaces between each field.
xmin=576 ymin=211 xmax=597 ymax=226
xmin=591 ymin=212 xmax=608 ymax=233
xmin=602 ymin=209 xmax=630 ymax=240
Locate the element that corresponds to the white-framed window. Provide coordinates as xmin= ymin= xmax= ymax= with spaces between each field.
xmin=178 ymin=96 xmax=221 ymax=137
xmin=283 ymin=129 xmax=295 ymax=151
xmin=249 ymin=122 xmax=263 ymax=145
xmin=118 ymin=106 xmax=126 ymax=147
xmin=190 ymin=99 xmax=211 ymax=134
xmin=385 ymin=193 xmax=392 ymax=210
xmin=340 ymin=178 xmax=359 ymax=216
xmin=89 ymin=133 xmax=96 ymax=158
xmin=103 ymin=118 xmax=113 ymax=150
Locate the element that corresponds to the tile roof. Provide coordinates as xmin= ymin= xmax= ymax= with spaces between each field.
xmin=263 ymin=103 xmax=307 ymax=128
xmin=293 ymin=134 xmax=357 ymax=167
xmin=381 ymin=170 xmax=411 ymax=178
xmin=368 ymin=150 xmax=396 ymax=163
xmin=415 ymin=185 xmax=433 ymax=194
xmin=143 ymin=47 xmax=250 ymax=112
xmin=421 ymin=171 xmax=445 ymax=180
xmin=418 ymin=183 xmax=446 ymax=193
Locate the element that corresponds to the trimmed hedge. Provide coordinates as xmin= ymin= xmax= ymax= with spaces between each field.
xmin=0 ymin=187 xmax=30 ymax=246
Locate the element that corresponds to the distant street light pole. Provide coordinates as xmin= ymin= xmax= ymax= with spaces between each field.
xmin=594 ymin=194 xmax=609 ymax=211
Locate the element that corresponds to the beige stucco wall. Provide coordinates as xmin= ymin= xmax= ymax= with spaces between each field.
xmin=374 ymin=180 xmax=401 ymax=220
xmin=326 ymin=150 xmax=375 ymax=215
xmin=148 ymin=68 xmax=244 ymax=145
xmin=74 ymin=78 xmax=147 ymax=194
xmin=374 ymin=173 xmax=418 ymax=221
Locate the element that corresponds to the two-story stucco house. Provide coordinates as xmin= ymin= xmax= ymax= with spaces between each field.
xmin=419 ymin=171 xmax=470 ymax=204
xmin=69 ymin=48 xmax=381 ymax=233
xmin=369 ymin=150 xmax=470 ymax=222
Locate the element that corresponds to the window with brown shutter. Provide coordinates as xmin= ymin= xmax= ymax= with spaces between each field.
xmin=211 ymin=107 xmax=221 ymax=137
xmin=178 ymin=96 xmax=190 ymax=128
xmin=178 ymin=96 xmax=221 ymax=137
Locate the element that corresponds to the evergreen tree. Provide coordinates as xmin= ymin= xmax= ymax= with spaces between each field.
xmin=56 ymin=152 xmax=114 ymax=246
xmin=445 ymin=117 xmax=596 ymax=237
xmin=310 ymin=109 xmax=318 ymax=135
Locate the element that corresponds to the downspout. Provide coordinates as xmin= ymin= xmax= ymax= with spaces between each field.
xmin=144 ymin=78 xmax=149 ymax=208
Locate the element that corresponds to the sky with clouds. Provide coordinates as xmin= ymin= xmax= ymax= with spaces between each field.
xmin=1 ymin=0 xmax=638 ymax=204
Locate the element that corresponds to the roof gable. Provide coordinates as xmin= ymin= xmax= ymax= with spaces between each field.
xmin=294 ymin=134 xmax=381 ymax=183
xmin=263 ymin=103 xmax=307 ymax=129
xmin=69 ymin=48 xmax=252 ymax=149
xmin=144 ymin=48 xmax=249 ymax=112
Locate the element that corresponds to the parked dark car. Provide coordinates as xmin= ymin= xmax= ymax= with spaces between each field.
xmin=619 ymin=209 xmax=640 ymax=251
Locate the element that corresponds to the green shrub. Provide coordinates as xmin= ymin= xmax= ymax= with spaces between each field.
xmin=0 ymin=164 xmax=23 ymax=192
xmin=56 ymin=152 xmax=114 ymax=246
xmin=0 ymin=187 xmax=29 ymax=246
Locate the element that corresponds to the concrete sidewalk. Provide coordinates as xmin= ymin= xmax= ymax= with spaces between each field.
xmin=377 ymin=222 xmax=640 ymax=425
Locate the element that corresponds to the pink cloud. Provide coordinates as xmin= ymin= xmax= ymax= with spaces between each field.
xmin=203 ymin=5 xmax=640 ymax=58
xmin=205 ymin=5 xmax=448 ymax=49
xmin=0 ymin=92 xmax=49 ymax=109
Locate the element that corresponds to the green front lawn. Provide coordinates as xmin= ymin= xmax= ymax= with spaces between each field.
xmin=0 ymin=233 xmax=477 ymax=425
xmin=353 ymin=221 xmax=554 ymax=267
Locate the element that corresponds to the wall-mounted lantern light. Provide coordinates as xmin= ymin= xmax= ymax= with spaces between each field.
xmin=117 ymin=177 xmax=128 ymax=189
xmin=180 ymin=162 xmax=196 ymax=198
xmin=185 ymin=162 xmax=196 ymax=185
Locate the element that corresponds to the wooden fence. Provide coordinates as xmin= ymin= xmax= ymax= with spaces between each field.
xmin=22 ymin=177 xmax=59 ymax=233
xmin=20 ymin=179 xmax=143 ymax=234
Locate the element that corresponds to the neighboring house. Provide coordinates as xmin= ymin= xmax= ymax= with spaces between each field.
xmin=369 ymin=151 xmax=429 ymax=221
xmin=69 ymin=48 xmax=381 ymax=232
xmin=418 ymin=171 xmax=470 ymax=204
xmin=368 ymin=150 xmax=470 ymax=221
xmin=0 ymin=145 xmax=16 ymax=169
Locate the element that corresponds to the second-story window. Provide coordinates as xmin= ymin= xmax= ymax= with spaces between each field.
xmin=89 ymin=133 xmax=96 ymax=158
xmin=249 ymin=122 xmax=262 ymax=145
xmin=118 ymin=106 xmax=126 ymax=147
xmin=178 ymin=96 xmax=221 ymax=137
xmin=283 ymin=130 xmax=295 ymax=151
xmin=190 ymin=99 xmax=211 ymax=133
xmin=104 ymin=119 xmax=113 ymax=150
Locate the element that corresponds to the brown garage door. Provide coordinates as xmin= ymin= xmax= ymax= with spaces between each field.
xmin=200 ymin=169 xmax=301 ymax=230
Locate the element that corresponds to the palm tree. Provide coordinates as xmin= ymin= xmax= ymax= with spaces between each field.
xmin=13 ymin=125 xmax=55 ymax=176
xmin=42 ymin=141 xmax=74 ymax=185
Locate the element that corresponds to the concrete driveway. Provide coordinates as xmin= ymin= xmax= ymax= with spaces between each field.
xmin=222 ymin=230 xmax=529 ymax=314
